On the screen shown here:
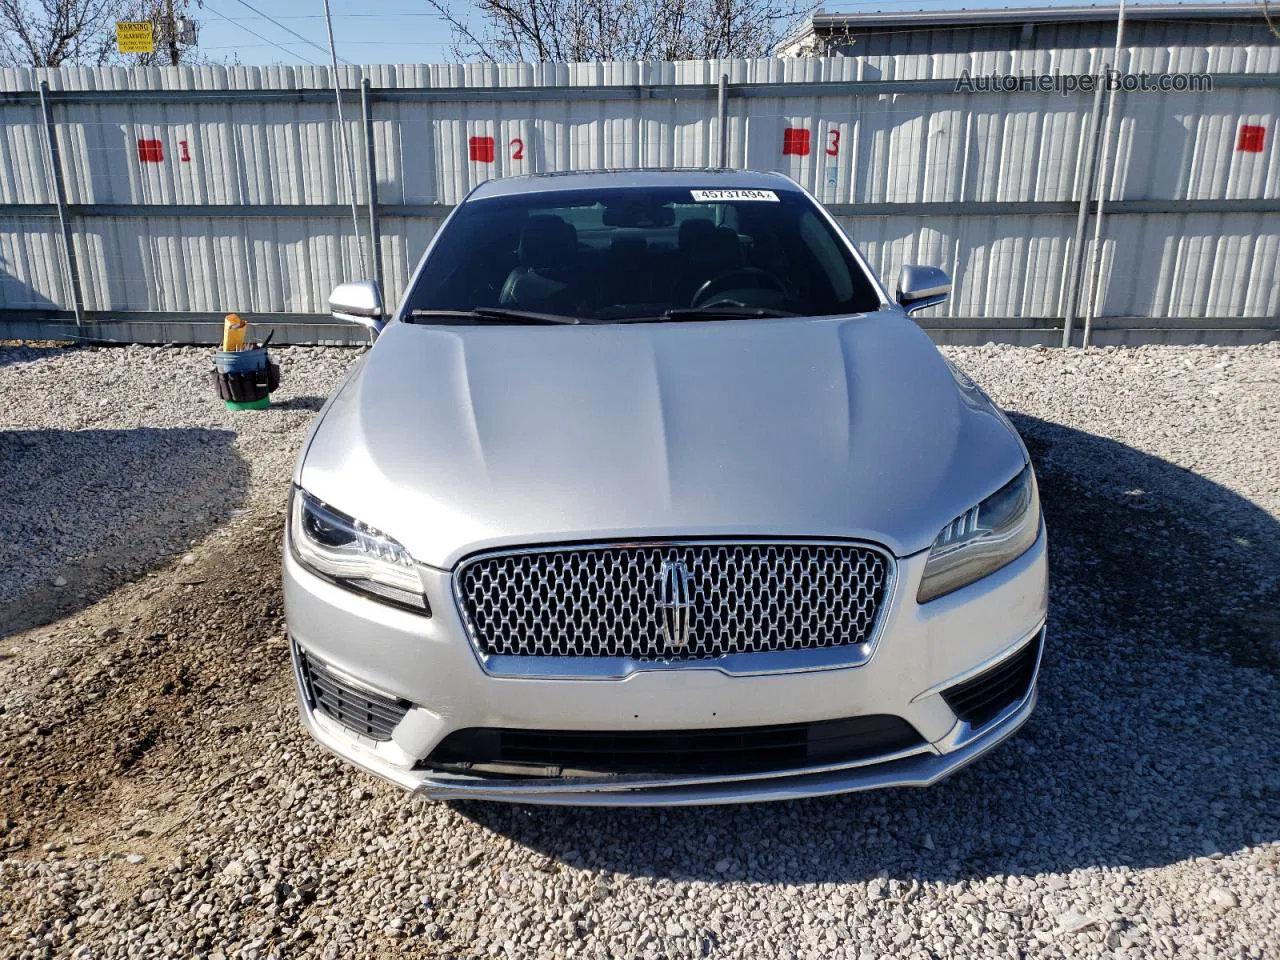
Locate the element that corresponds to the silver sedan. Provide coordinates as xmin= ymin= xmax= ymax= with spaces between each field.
xmin=284 ymin=169 xmax=1047 ymax=805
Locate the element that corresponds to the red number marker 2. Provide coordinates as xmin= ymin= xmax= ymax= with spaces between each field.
xmin=510 ymin=138 xmax=524 ymax=160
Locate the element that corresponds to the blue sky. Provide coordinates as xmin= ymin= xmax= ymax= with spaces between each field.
xmin=189 ymin=0 xmax=1235 ymax=66
xmin=194 ymin=0 xmax=457 ymax=65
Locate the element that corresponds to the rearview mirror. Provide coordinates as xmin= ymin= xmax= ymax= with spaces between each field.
xmin=602 ymin=201 xmax=675 ymax=228
xmin=329 ymin=280 xmax=385 ymax=334
xmin=897 ymin=265 xmax=951 ymax=316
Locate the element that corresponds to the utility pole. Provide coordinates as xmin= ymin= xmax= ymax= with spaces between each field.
xmin=323 ymin=0 xmax=369 ymax=279
xmin=165 ymin=0 xmax=180 ymax=66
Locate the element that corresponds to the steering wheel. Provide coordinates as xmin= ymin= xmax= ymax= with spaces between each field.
xmin=691 ymin=267 xmax=787 ymax=308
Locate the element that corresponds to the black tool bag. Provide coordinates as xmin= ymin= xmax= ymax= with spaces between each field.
xmin=212 ymin=359 xmax=280 ymax=403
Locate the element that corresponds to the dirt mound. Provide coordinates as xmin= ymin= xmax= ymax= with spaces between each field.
xmin=0 ymin=515 xmax=289 ymax=859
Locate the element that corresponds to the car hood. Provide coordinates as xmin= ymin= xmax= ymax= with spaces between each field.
xmin=299 ymin=312 xmax=1026 ymax=568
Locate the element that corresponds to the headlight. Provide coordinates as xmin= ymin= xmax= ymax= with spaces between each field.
xmin=289 ymin=487 xmax=430 ymax=614
xmin=917 ymin=465 xmax=1040 ymax=603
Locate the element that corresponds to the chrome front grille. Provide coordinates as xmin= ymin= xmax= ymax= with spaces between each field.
xmin=455 ymin=541 xmax=891 ymax=661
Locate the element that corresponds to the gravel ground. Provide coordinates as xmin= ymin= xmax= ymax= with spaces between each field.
xmin=1 ymin=341 xmax=1277 ymax=960
xmin=0 ymin=346 xmax=351 ymax=637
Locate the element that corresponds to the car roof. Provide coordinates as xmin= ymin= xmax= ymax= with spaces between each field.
xmin=466 ymin=168 xmax=800 ymax=200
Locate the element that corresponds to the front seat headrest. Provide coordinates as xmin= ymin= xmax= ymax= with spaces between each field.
xmin=677 ymin=217 xmax=716 ymax=254
xmin=519 ymin=215 xmax=578 ymax=269
xmin=691 ymin=226 xmax=743 ymax=270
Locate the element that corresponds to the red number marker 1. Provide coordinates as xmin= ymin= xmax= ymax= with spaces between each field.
xmin=137 ymin=139 xmax=163 ymax=163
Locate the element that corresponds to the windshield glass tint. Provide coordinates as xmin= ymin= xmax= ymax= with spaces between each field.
xmin=404 ymin=186 xmax=883 ymax=322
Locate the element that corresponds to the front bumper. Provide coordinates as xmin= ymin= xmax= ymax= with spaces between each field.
xmin=283 ymin=524 xmax=1048 ymax=805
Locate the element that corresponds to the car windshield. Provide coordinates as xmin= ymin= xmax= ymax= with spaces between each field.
xmin=402 ymin=185 xmax=883 ymax=323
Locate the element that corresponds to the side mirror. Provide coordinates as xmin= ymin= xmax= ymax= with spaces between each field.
xmin=897 ymin=265 xmax=951 ymax=316
xmin=329 ymin=280 xmax=385 ymax=335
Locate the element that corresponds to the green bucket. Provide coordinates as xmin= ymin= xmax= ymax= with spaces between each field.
xmin=213 ymin=345 xmax=278 ymax=410
xmin=225 ymin=396 xmax=271 ymax=411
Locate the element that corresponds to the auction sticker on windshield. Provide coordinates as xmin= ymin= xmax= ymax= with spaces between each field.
xmin=690 ymin=189 xmax=779 ymax=202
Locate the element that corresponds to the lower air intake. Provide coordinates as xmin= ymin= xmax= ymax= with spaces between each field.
xmin=942 ymin=631 xmax=1043 ymax=728
xmin=296 ymin=648 xmax=410 ymax=741
xmin=424 ymin=715 xmax=925 ymax=779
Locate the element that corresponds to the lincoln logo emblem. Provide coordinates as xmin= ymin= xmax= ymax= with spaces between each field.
xmin=657 ymin=559 xmax=693 ymax=651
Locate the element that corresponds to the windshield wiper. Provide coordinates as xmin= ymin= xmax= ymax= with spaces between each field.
xmin=406 ymin=308 xmax=581 ymax=325
xmin=624 ymin=306 xmax=800 ymax=323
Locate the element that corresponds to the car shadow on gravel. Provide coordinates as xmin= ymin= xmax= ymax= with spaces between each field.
xmin=452 ymin=413 xmax=1279 ymax=883
xmin=0 ymin=427 xmax=249 ymax=638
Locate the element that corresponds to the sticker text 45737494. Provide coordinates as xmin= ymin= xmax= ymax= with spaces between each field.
xmin=690 ymin=189 xmax=779 ymax=202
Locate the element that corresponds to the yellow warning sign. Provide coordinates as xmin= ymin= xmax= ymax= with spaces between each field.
xmin=116 ymin=21 xmax=154 ymax=54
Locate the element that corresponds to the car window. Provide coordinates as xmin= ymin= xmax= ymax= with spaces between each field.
xmin=403 ymin=185 xmax=883 ymax=322
xmin=799 ymin=210 xmax=855 ymax=303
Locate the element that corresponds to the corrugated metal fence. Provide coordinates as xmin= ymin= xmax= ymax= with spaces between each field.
xmin=1 ymin=54 xmax=1277 ymax=346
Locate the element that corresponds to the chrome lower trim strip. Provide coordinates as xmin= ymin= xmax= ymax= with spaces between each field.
xmin=478 ymin=641 xmax=884 ymax=680
xmin=450 ymin=537 xmax=898 ymax=680
xmin=910 ymin=620 xmax=1046 ymax=704
xmin=420 ymin=740 xmax=938 ymax=795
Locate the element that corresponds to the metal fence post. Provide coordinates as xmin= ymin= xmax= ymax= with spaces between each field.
xmin=360 ymin=77 xmax=383 ymax=294
xmin=716 ymin=74 xmax=729 ymax=168
xmin=37 ymin=81 xmax=85 ymax=327
xmin=946 ymin=110 xmax=974 ymax=321
xmin=1083 ymin=0 xmax=1129 ymax=348
xmin=1061 ymin=79 xmax=1106 ymax=348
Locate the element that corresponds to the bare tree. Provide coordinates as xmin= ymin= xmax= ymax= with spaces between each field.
xmin=1263 ymin=0 xmax=1280 ymax=41
xmin=0 ymin=0 xmax=121 ymax=66
xmin=0 ymin=0 xmax=201 ymax=67
xmin=425 ymin=0 xmax=810 ymax=62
